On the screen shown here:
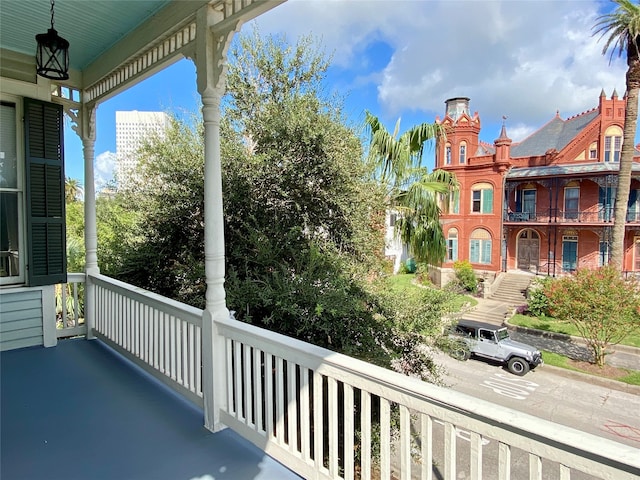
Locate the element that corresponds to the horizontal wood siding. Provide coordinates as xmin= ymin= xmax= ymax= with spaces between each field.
xmin=0 ymin=289 xmax=43 ymax=351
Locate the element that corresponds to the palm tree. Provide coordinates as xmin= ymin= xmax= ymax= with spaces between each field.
xmin=365 ymin=111 xmax=457 ymax=266
xmin=594 ymin=0 xmax=640 ymax=271
xmin=65 ymin=177 xmax=83 ymax=203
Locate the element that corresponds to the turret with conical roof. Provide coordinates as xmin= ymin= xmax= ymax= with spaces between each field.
xmin=494 ymin=120 xmax=512 ymax=165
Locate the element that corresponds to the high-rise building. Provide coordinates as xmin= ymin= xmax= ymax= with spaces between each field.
xmin=115 ymin=111 xmax=170 ymax=188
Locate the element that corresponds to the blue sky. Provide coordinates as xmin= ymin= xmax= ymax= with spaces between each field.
xmin=64 ymin=0 xmax=638 ymax=189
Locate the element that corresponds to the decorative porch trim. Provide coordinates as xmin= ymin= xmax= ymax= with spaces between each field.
xmin=85 ymin=22 xmax=197 ymax=104
xmin=83 ymin=0 xmax=285 ymax=105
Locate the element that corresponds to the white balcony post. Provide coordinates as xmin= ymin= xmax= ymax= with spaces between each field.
xmin=194 ymin=5 xmax=241 ymax=432
xmin=42 ymin=285 xmax=57 ymax=347
xmin=70 ymin=104 xmax=99 ymax=340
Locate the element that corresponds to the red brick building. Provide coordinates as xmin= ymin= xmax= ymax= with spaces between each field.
xmin=432 ymin=91 xmax=640 ymax=286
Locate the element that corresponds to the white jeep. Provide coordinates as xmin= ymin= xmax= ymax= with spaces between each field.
xmin=449 ymin=319 xmax=543 ymax=376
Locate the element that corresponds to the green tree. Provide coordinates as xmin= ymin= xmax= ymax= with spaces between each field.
xmin=364 ymin=111 xmax=457 ymax=266
xmin=594 ymin=0 xmax=640 ymax=270
xmin=113 ymin=116 xmax=207 ymax=306
xmin=105 ymin=30 xmax=456 ymax=381
xmin=544 ymin=265 xmax=640 ymax=366
xmin=65 ymin=177 xmax=83 ymax=203
xmin=96 ymin=195 xmax=144 ymax=278
xmin=65 ymin=200 xmax=85 ymax=272
xmin=222 ymin=29 xmax=391 ymax=352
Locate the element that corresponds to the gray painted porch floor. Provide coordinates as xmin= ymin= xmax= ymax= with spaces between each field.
xmin=1 ymin=338 xmax=302 ymax=480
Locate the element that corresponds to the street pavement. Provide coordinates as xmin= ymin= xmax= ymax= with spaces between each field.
xmin=460 ymin=296 xmax=640 ymax=373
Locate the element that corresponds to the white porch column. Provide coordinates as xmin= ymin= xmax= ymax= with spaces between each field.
xmin=70 ymin=104 xmax=99 ymax=340
xmin=81 ymin=106 xmax=99 ymax=275
xmin=194 ymin=5 xmax=242 ymax=432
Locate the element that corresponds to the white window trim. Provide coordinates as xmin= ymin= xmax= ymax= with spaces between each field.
xmin=471 ymin=186 xmax=493 ymax=214
xmin=0 ymin=94 xmax=26 ymax=285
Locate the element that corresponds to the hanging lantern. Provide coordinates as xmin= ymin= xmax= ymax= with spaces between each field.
xmin=35 ymin=0 xmax=69 ymax=80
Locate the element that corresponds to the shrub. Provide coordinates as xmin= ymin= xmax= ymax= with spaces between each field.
xmin=526 ymin=276 xmax=553 ymax=317
xmin=544 ymin=265 xmax=640 ymax=366
xmin=415 ymin=262 xmax=430 ymax=285
xmin=397 ymin=261 xmax=409 ymax=274
xmin=452 ymin=260 xmax=477 ymax=293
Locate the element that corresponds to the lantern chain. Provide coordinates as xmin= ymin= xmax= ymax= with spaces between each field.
xmin=50 ymin=0 xmax=55 ymax=29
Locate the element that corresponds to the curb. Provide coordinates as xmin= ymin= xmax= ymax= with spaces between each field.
xmin=503 ymin=321 xmax=640 ymax=357
xmin=541 ymin=364 xmax=640 ymax=396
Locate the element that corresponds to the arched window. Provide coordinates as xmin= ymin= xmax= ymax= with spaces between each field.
xmin=459 ymin=142 xmax=467 ymax=164
xmin=445 ymin=144 xmax=452 ymax=165
xmin=471 ymin=182 xmax=493 ymax=214
xmin=447 ymin=228 xmax=458 ymax=261
xmin=604 ymin=125 xmax=623 ymax=162
xmin=470 ymin=228 xmax=492 ymax=264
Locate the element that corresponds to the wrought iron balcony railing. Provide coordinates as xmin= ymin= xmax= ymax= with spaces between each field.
xmin=505 ymin=207 xmax=640 ymax=224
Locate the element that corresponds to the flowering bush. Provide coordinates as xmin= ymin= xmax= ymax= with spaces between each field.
xmin=544 ymin=265 xmax=640 ymax=366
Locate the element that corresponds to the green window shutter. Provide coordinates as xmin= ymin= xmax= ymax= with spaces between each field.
xmin=453 ymin=191 xmax=460 ymax=214
xmin=470 ymin=239 xmax=479 ymax=263
xmin=482 ymin=240 xmax=492 ymax=264
xmin=482 ymin=189 xmax=493 ymax=214
xmin=24 ymin=98 xmax=67 ymax=286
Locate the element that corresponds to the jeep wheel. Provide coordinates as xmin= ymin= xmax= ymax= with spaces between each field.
xmin=507 ymin=357 xmax=530 ymax=376
xmin=450 ymin=344 xmax=470 ymax=361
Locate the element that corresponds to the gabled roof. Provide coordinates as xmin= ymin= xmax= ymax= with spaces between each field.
xmin=476 ymin=141 xmax=495 ymax=156
xmin=510 ymin=109 xmax=599 ymax=158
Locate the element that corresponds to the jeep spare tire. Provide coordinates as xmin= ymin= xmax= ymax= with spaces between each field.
xmin=507 ymin=357 xmax=530 ymax=376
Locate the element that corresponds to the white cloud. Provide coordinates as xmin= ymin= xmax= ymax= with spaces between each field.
xmin=252 ymin=0 xmax=629 ymax=139
xmin=94 ymin=151 xmax=116 ymax=192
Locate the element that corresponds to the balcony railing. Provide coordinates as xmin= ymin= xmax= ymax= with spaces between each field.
xmin=54 ymin=273 xmax=639 ymax=479
xmin=91 ymin=273 xmax=204 ymax=407
xmin=56 ymin=273 xmax=86 ymax=339
xmin=505 ymin=208 xmax=640 ymax=224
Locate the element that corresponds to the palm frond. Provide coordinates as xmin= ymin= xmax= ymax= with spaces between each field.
xmin=593 ymin=0 xmax=640 ymax=63
xmin=365 ymin=110 xmax=457 ymax=266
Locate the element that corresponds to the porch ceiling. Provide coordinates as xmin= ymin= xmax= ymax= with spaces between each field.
xmin=0 ymin=0 xmax=174 ymax=71
xmin=0 ymin=0 xmax=284 ymax=102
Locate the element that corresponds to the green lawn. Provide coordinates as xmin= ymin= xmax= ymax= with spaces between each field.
xmin=384 ymin=273 xmax=419 ymax=292
xmin=509 ymin=314 xmax=640 ymax=348
xmin=385 ymin=274 xmax=477 ymax=310
xmin=541 ymin=350 xmax=640 ymax=386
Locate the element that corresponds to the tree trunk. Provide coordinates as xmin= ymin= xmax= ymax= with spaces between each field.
xmin=610 ymin=55 xmax=640 ymax=271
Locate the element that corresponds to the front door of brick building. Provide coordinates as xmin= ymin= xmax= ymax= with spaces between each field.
xmin=517 ymin=230 xmax=539 ymax=271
